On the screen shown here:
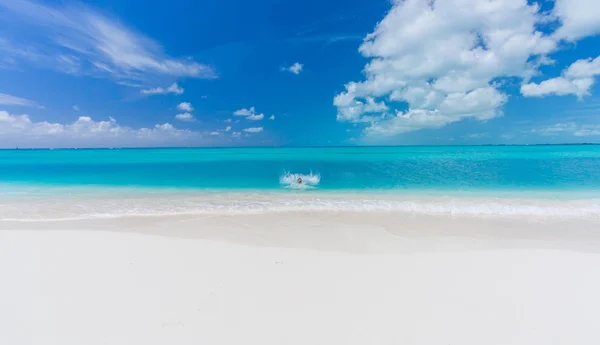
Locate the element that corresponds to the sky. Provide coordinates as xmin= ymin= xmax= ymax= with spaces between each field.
xmin=0 ymin=0 xmax=599 ymax=148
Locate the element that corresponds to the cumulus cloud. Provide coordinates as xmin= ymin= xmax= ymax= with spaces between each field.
xmin=552 ymin=0 xmax=600 ymax=41
xmin=0 ymin=110 xmax=208 ymax=148
xmin=233 ymin=106 xmax=266 ymax=121
xmin=140 ymin=83 xmax=184 ymax=95
xmin=281 ymin=62 xmax=303 ymax=75
xmin=0 ymin=93 xmax=36 ymax=107
xmin=269 ymin=115 xmax=275 ymax=120
xmin=175 ymin=112 xmax=195 ymax=122
xmin=522 ymin=56 xmax=600 ymax=98
xmin=334 ymin=0 xmax=557 ymax=138
xmin=224 ymin=126 xmax=231 ymax=132
xmin=176 ymin=102 xmax=193 ymax=112
xmin=532 ymin=122 xmax=600 ymax=137
xmin=243 ymin=127 xmax=263 ymax=133
xmin=0 ymin=0 xmax=216 ymax=82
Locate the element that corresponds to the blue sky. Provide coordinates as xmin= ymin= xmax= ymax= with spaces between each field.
xmin=0 ymin=0 xmax=599 ymax=147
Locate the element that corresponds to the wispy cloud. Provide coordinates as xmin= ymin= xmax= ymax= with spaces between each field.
xmin=0 ymin=0 xmax=216 ymax=82
xmin=72 ymin=105 xmax=79 ymax=111
xmin=532 ymin=122 xmax=600 ymax=137
xmin=0 ymin=93 xmax=36 ymax=106
xmin=243 ymin=127 xmax=263 ymax=133
xmin=464 ymin=133 xmax=490 ymax=139
xmin=140 ymin=83 xmax=184 ymax=96
xmin=281 ymin=62 xmax=303 ymax=75
xmin=288 ymin=33 xmax=363 ymax=46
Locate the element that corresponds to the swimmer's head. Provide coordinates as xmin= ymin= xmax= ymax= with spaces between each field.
xmin=297 ymin=177 xmax=302 ymax=184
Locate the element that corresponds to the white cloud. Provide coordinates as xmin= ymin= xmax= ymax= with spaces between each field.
xmin=209 ymin=131 xmax=220 ymax=136
xmin=140 ymin=83 xmax=184 ymax=95
xmin=521 ymin=56 xmax=600 ymax=98
xmin=334 ymin=0 xmax=557 ymax=138
xmin=246 ymin=113 xmax=264 ymax=121
xmin=72 ymin=105 xmax=79 ymax=111
xmin=281 ymin=62 xmax=303 ymax=75
xmin=565 ymin=56 xmax=600 ymax=79
xmin=0 ymin=0 xmax=216 ymax=82
xmin=521 ymin=77 xmax=594 ymax=98
xmin=0 ymin=93 xmax=35 ymax=106
xmin=269 ymin=115 xmax=275 ymax=120
xmin=231 ymin=132 xmax=241 ymax=137
xmin=175 ymin=112 xmax=195 ymax=122
xmin=176 ymin=102 xmax=193 ymax=112
xmin=0 ymin=110 xmax=211 ymax=148
xmin=532 ymin=122 xmax=600 ymax=137
xmin=243 ymin=127 xmax=263 ymax=133
xmin=364 ymin=87 xmax=507 ymax=136
xmin=224 ymin=126 xmax=231 ymax=132
xmin=552 ymin=0 xmax=600 ymax=41
xmin=224 ymin=119 xmax=232 ymax=123
xmin=233 ymin=107 xmax=255 ymax=116
xmin=233 ymin=106 xmax=266 ymax=121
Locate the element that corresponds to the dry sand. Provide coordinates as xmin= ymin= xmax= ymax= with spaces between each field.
xmin=1 ymin=211 xmax=599 ymax=344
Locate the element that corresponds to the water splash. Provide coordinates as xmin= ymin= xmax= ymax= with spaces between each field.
xmin=279 ymin=171 xmax=320 ymax=189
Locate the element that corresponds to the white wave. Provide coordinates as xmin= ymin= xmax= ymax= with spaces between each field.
xmin=279 ymin=171 xmax=320 ymax=189
xmin=1 ymin=192 xmax=600 ymax=221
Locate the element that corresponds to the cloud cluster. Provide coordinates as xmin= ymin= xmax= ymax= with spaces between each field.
xmin=0 ymin=110 xmax=204 ymax=147
xmin=334 ymin=0 xmax=600 ymax=138
xmin=174 ymin=102 xmax=196 ymax=122
xmin=231 ymin=108 xmax=268 ymax=135
xmin=0 ymin=0 xmax=216 ymax=83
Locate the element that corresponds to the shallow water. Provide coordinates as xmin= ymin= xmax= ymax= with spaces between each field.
xmin=1 ymin=146 xmax=599 ymax=220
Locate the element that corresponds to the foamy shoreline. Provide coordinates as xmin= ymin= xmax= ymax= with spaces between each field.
xmin=2 ymin=212 xmax=600 ymax=344
xmin=1 ymin=190 xmax=600 ymax=221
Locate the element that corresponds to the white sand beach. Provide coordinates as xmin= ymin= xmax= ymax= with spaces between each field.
xmin=1 ymin=212 xmax=600 ymax=344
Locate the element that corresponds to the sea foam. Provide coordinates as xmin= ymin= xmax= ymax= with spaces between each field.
xmin=1 ymin=190 xmax=599 ymax=221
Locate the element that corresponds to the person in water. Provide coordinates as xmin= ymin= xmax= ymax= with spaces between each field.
xmin=297 ymin=177 xmax=302 ymax=184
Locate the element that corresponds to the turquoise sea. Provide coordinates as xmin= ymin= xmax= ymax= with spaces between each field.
xmin=1 ymin=145 xmax=599 ymax=220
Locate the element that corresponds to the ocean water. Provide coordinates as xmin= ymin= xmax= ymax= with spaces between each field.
xmin=1 ymin=145 xmax=599 ymax=220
